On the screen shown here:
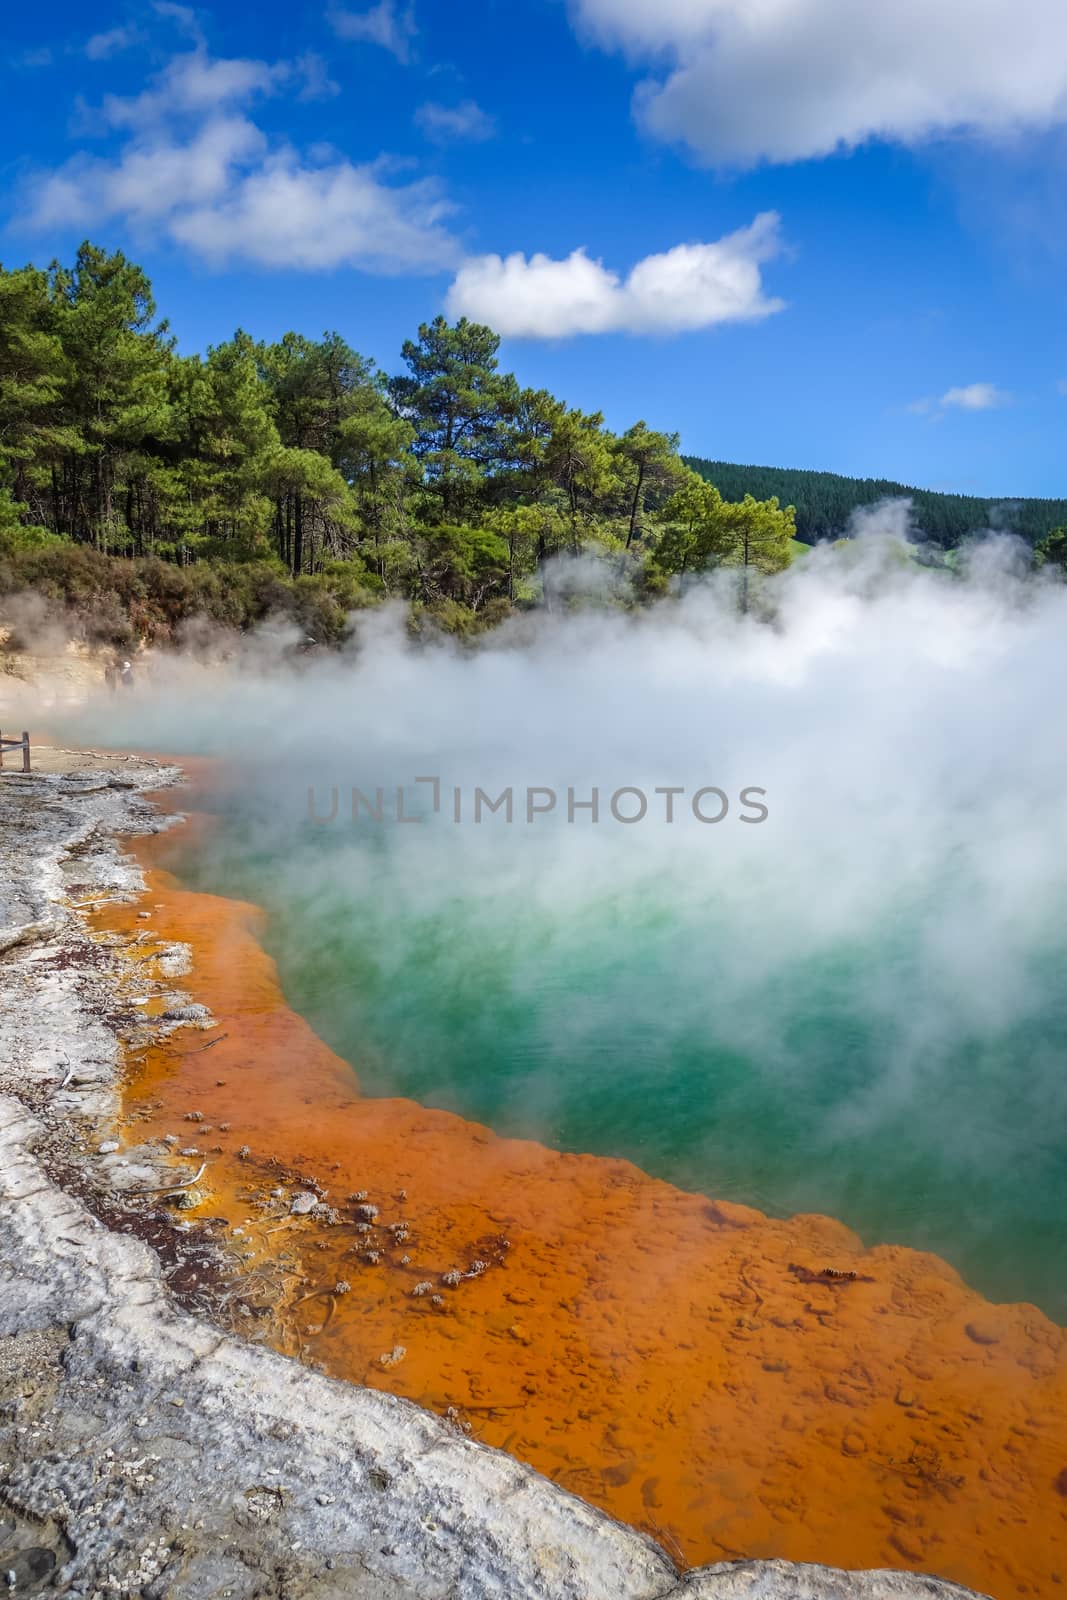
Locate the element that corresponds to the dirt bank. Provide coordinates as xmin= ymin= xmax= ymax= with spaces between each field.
xmin=0 ymin=748 xmax=990 ymax=1599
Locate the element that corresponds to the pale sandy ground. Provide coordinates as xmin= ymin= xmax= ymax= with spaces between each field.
xmin=0 ymin=647 xmax=986 ymax=1596
xmin=1 ymin=637 xmax=107 ymax=718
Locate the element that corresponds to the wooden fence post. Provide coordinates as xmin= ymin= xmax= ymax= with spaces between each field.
xmin=0 ymin=731 xmax=31 ymax=772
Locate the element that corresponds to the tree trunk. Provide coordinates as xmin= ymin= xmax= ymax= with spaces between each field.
xmin=94 ymin=456 xmax=105 ymax=551
xmin=626 ymin=464 xmax=645 ymax=550
xmin=293 ymin=493 xmax=304 ymax=577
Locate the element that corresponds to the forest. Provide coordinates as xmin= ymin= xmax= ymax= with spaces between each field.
xmin=3 ymin=243 xmax=1064 ymax=651
xmin=0 ymin=243 xmax=798 ymax=647
xmin=685 ymin=457 xmax=1067 ymax=548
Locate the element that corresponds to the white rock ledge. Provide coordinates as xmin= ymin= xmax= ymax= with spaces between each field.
xmin=0 ymin=754 xmax=989 ymax=1599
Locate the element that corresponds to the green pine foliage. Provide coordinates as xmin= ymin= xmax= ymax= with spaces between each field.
xmin=1035 ymin=527 xmax=1067 ymax=571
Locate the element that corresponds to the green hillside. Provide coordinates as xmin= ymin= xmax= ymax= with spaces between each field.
xmin=684 ymin=457 xmax=1067 ymax=549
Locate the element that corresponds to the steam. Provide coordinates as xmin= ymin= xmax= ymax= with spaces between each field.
xmin=0 ymin=589 xmax=81 ymax=660
xmin=13 ymin=528 xmax=1067 ymax=1314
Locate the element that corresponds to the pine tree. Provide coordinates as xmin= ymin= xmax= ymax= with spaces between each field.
xmin=47 ymin=243 xmax=172 ymax=551
xmin=390 ymin=317 xmax=517 ymax=521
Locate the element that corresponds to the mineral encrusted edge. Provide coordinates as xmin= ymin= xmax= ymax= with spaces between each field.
xmin=0 ymin=752 xmax=988 ymax=1600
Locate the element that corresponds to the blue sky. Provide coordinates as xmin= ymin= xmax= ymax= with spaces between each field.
xmin=3 ymin=0 xmax=1067 ymax=495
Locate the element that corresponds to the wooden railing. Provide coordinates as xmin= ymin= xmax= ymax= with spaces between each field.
xmin=0 ymin=731 xmax=31 ymax=772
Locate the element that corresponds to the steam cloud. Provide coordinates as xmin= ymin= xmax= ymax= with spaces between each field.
xmin=16 ymin=516 xmax=1067 ymax=1315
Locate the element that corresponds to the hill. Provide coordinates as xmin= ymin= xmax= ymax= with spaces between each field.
xmin=683 ymin=457 xmax=1067 ymax=548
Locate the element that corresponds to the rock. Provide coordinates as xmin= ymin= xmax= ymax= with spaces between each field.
xmin=290 ymin=1192 xmax=318 ymax=1215
xmin=98 ymin=1140 xmax=120 ymax=1155
xmin=164 ymin=1004 xmax=211 ymax=1024
xmin=674 ymin=1561 xmax=988 ymax=1597
xmin=0 ymin=1545 xmax=57 ymax=1595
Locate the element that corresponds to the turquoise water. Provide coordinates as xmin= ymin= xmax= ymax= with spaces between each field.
xmin=60 ymin=561 xmax=1067 ymax=1325
xmin=171 ymin=798 xmax=1067 ymax=1323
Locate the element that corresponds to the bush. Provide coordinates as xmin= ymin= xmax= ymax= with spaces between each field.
xmin=0 ymin=542 xmax=380 ymax=649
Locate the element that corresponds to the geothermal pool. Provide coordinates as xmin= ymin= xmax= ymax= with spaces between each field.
xmin=170 ymin=791 xmax=1067 ymax=1321
xmin=64 ymin=553 xmax=1067 ymax=1594
xmin=96 ymin=789 xmax=1067 ymax=1600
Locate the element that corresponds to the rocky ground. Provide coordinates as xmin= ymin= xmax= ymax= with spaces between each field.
xmin=0 ymin=746 xmax=988 ymax=1598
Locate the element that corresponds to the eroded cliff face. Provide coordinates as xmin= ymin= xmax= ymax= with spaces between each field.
xmin=83 ymin=784 xmax=1064 ymax=1600
xmin=0 ymin=750 xmax=1014 ymax=1598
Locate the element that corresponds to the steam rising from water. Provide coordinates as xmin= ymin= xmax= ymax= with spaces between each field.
xmin=32 ymin=524 xmax=1067 ymax=1315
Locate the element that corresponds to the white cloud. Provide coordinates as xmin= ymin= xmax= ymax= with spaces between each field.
xmin=26 ymin=117 xmax=268 ymax=230
xmin=100 ymin=50 xmax=287 ymax=128
xmin=85 ymin=25 xmax=143 ymax=60
xmin=909 ymin=383 xmax=1012 ymax=417
xmin=153 ymin=1 xmax=206 ymax=45
xmin=21 ymin=48 xmax=459 ymax=276
xmin=171 ymin=155 xmax=456 ymax=272
xmin=445 ymin=212 xmax=784 ymax=337
xmin=15 ymin=47 xmax=53 ymax=70
xmin=941 ymin=384 xmax=1010 ymax=411
xmin=294 ymin=52 xmax=341 ymax=101
xmin=85 ymin=45 xmax=336 ymax=122
xmin=328 ymin=1 xmax=416 ymax=62
xmin=569 ymin=0 xmax=1067 ymax=166
xmin=415 ymin=99 xmax=495 ymax=144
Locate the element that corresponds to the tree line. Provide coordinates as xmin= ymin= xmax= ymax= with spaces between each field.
xmin=685 ymin=457 xmax=1067 ymax=549
xmin=0 ymin=243 xmax=797 ymax=643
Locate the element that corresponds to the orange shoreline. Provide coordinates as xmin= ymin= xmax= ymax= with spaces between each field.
xmin=92 ymin=773 xmax=1066 ymax=1599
